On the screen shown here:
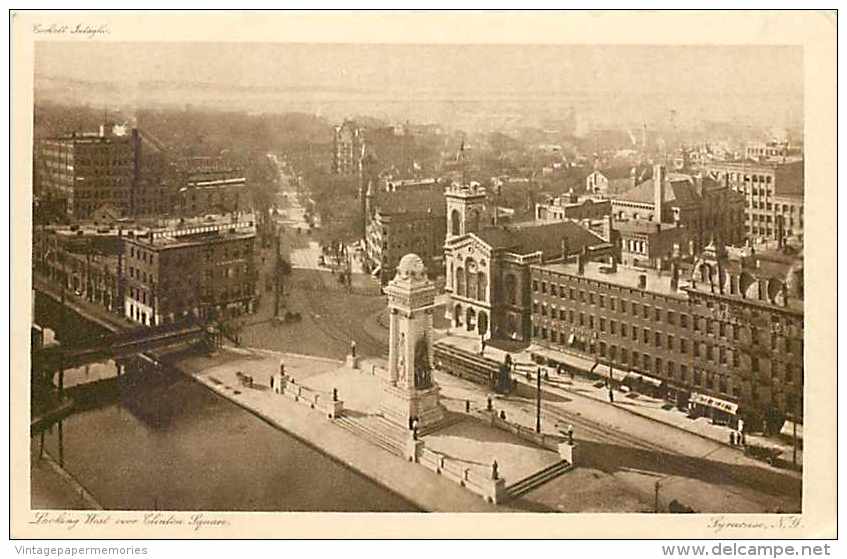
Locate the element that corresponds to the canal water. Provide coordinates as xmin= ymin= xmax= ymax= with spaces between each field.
xmin=33 ymin=292 xmax=418 ymax=512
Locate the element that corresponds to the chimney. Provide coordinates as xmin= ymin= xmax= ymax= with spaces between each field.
xmin=609 ymin=253 xmax=618 ymax=273
xmin=560 ymin=237 xmax=569 ymax=261
xmin=638 ymin=274 xmax=647 ymax=290
xmin=653 ymin=164 xmax=666 ymax=223
xmin=603 ymin=213 xmax=614 ymax=243
xmin=577 ymin=253 xmax=585 ymax=275
xmin=694 ymin=173 xmax=703 ymax=198
xmin=670 ymin=261 xmax=679 ymax=291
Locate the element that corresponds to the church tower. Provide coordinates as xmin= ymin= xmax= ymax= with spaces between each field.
xmin=445 ymin=182 xmax=487 ymax=243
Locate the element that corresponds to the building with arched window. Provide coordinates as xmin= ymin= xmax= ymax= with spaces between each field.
xmin=445 ymin=215 xmax=613 ymax=342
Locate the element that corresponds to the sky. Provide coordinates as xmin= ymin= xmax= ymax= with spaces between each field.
xmin=35 ymin=43 xmax=803 ymax=129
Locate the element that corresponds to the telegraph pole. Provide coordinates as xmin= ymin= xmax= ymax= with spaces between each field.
xmin=273 ymin=226 xmax=281 ymax=319
xmin=535 ymin=366 xmax=542 ymax=433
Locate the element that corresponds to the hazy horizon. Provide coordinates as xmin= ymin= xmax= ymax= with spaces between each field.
xmin=35 ymin=43 xmax=803 ymax=132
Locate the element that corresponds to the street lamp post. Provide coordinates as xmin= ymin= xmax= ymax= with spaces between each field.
xmin=654 ymin=480 xmax=661 ymax=513
xmin=608 ymin=362 xmax=615 ymax=403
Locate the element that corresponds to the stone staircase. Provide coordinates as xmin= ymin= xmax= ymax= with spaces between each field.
xmin=504 ymin=460 xmax=573 ymax=499
xmin=334 ymin=414 xmax=410 ymax=457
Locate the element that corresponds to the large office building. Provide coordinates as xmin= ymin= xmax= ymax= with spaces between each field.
xmin=36 ymin=124 xmax=141 ymax=220
xmin=701 ymin=158 xmax=804 ymax=243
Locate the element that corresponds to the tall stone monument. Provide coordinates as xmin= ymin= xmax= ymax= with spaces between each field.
xmin=380 ymin=253 xmax=446 ymax=431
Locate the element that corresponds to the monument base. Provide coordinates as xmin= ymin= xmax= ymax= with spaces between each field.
xmin=380 ymin=383 xmax=445 ymax=432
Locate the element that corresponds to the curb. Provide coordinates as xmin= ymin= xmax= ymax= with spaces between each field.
xmin=38 ymin=450 xmax=104 ymax=510
xmin=514 ymin=375 xmax=801 ymax=475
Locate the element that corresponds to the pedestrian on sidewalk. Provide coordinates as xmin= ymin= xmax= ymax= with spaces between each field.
xmin=480 ymin=336 xmax=486 ymax=355
xmin=729 ymin=431 xmax=736 ymax=446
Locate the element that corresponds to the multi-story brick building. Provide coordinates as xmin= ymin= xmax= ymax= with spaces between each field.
xmin=700 ymin=158 xmax=804 ymax=243
xmin=534 ymin=191 xmax=612 ymax=223
xmin=178 ymin=168 xmax=248 ymax=217
xmin=363 ymin=184 xmax=446 ymax=284
xmin=34 ymin=224 xmax=127 ymax=314
xmin=611 ymin=164 xmax=746 ymax=255
xmin=36 ymin=124 xmax=141 ymax=220
xmin=122 ymin=218 xmax=258 ymax=326
xmin=529 ymin=242 xmax=803 ymax=432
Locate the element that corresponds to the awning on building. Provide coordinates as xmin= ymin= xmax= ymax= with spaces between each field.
xmin=527 ymin=344 xmax=597 ymax=372
xmin=780 ymin=420 xmax=803 ymax=441
xmin=690 ymin=392 xmax=739 ymax=415
xmin=622 ymin=371 xmax=662 ymax=388
xmin=622 ymin=372 xmax=642 ymax=386
xmin=639 ymin=374 xmax=662 ymax=388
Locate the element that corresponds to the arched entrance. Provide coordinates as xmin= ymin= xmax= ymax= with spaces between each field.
xmin=505 ymin=314 xmax=518 ymax=340
xmin=478 ymin=311 xmax=489 ymax=337
xmin=454 ymin=303 xmax=463 ymax=327
xmin=466 ymin=307 xmax=476 ymax=331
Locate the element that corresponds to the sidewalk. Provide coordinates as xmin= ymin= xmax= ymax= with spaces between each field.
xmin=438 ymin=333 xmax=802 ymax=475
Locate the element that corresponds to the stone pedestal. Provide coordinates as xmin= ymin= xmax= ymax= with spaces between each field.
xmin=558 ymin=442 xmax=580 ymax=466
xmin=380 ymin=384 xmax=445 ymax=432
xmin=487 ymin=477 xmax=507 ymax=505
xmin=405 ymin=436 xmax=424 ymax=463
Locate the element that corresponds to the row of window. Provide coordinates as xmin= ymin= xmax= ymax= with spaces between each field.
xmin=535 ymin=326 xmax=802 ymax=394
xmin=532 ymin=282 xmax=688 ymax=324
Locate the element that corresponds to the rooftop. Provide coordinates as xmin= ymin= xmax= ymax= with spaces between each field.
xmin=476 ymin=221 xmax=608 ymax=259
xmin=615 ymin=220 xmax=682 ymax=235
xmin=614 ymin=173 xmax=717 ymax=207
xmin=536 ymin=260 xmax=686 ymax=298
xmin=128 ymin=223 xmax=256 ymax=250
xmin=373 ymin=188 xmax=446 ymax=217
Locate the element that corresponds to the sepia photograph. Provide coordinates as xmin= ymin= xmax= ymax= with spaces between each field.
xmin=9 ymin=9 xmax=837 ymax=541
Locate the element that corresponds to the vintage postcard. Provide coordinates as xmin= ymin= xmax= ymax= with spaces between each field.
xmin=9 ymin=10 xmax=837 ymax=539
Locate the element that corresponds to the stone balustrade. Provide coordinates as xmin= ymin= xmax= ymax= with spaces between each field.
xmin=272 ymin=373 xmax=344 ymax=419
xmin=411 ymin=440 xmax=506 ymax=504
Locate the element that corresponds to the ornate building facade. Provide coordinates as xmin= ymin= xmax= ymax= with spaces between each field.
xmin=443 ymin=182 xmax=613 ymax=342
